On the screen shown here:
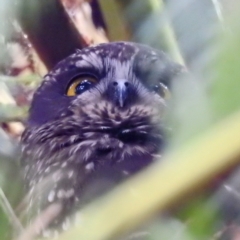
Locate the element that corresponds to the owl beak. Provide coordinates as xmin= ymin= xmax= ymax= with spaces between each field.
xmin=117 ymin=85 xmax=126 ymax=108
xmin=113 ymin=79 xmax=129 ymax=108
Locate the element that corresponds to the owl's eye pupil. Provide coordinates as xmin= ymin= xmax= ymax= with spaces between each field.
xmin=75 ymin=80 xmax=93 ymax=95
xmin=152 ymin=83 xmax=170 ymax=99
xmin=153 ymin=84 xmax=160 ymax=92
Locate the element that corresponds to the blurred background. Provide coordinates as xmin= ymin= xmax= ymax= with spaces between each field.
xmin=0 ymin=0 xmax=240 ymax=239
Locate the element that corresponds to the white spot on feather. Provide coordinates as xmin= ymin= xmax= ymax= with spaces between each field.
xmin=48 ymin=190 xmax=55 ymax=202
xmin=85 ymin=162 xmax=94 ymax=171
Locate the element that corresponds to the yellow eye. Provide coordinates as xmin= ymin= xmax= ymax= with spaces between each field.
xmin=153 ymin=83 xmax=171 ymax=99
xmin=66 ymin=76 xmax=98 ymax=96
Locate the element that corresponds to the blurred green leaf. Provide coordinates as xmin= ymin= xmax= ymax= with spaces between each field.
xmin=167 ymin=74 xmax=213 ymax=148
xmin=0 ymin=153 xmax=24 ymax=240
xmin=177 ymin=197 xmax=220 ymax=239
xmin=211 ymin=16 xmax=240 ymax=120
xmin=0 ymin=75 xmax=41 ymax=87
xmin=0 ymin=105 xmax=28 ymax=122
xmin=0 ymin=130 xmax=24 ymax=239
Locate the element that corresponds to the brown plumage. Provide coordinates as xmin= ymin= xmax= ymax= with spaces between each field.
xmin=20 ymin=42 xmax=183 ymax=235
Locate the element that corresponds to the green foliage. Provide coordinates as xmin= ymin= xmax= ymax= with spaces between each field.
xmin=0 ymin=153 xmax=24 ymax=240
xmin=0 ymin=1 xmax=240 ymax=240
xmin=211 ymin=18 xmax=240 ymax=120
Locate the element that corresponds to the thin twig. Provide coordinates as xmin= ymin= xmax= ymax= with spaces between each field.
xmin=0 ymin=188 xmax=23 ymax=233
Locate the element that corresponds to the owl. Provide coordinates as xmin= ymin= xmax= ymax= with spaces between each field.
xmin=20 ymin=42 xmax=183 ymax=234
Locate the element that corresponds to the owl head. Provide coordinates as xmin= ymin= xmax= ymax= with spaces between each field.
xmin=22 ymin=41 xmax=183 ymax=191
xmin=20 ymin=42 xmax=184 ymax=233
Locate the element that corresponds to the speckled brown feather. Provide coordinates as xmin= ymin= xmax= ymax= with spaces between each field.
xmin=20 ymin=42 xmax=183 ymax=236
